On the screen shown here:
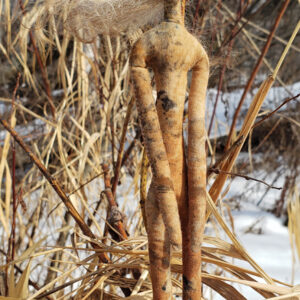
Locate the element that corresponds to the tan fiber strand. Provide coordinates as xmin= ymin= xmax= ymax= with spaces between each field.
xmin=46 ymin=0 xmax=163 ymax=42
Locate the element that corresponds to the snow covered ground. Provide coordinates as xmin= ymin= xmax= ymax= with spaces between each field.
xmin=203 ymin=80 xmax=300 ymax=298
xmin=115 ymin=166 xmax=300 ymax=299
xmin=0 ymin=80 xmax=299 ymax=299
xmin=206 ymin=81 xmax=300 ymax=138
xmin=204 ymin=173 xmax=300 ymax=299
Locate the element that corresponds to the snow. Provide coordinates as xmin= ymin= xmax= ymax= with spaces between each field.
xmin=15 ymin=170 xmax=300 ymax=299
xmin=116 ymin=170 xmax=300 ymax=299
xmin=206 ymin=81 xmax=300 ymax=138
xmin=224 ymin=212 xmax=299 ymax=299
xmin=0 ymin=118 xmax=46 ymax=145
xmin=1 ymin=81 xmax=300 ymax=299
xmin=205 ymin=175 xmax=300 ymax=299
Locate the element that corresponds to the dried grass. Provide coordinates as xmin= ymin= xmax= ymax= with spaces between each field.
xmin=0 ymin=1 xmax=299 ymax=299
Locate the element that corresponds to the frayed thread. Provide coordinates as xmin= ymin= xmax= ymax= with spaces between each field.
xmin=46 ymin=0 xmax=164 ymax=42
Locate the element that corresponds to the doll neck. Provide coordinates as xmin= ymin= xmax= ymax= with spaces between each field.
xmin=164 ymin=0 xmax=185 ymax=24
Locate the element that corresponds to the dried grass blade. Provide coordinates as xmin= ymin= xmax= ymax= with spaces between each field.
xmin=0 ymin=114 xmax=16 ymax=235
xmin=288 ymin=187 xmax=300 ymax=261
xmin=267 ymin=291 xmax=300 ymax=299
xmin=209 ymin=19 xmax=300 ymax=208
xmin=81 ymin=270 xmax=116 ymax=300
xmin=208 ymin=76 xmax=274 ymax=207
xmin=5 ymin=0 xmax=11 ymax=48
xmin=14 ymin=260 xmax=31 ymax=298
xmin=206 ymin=191 xmax=274 ymax=284
xmin=202 ymin=276 xmax=247 ymax=299
xmin=202 ymin=273 xmax=291 ymax=295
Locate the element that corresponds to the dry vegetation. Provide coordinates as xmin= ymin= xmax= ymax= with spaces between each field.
xmin=0 ymin=0 xmax=300 ymax=299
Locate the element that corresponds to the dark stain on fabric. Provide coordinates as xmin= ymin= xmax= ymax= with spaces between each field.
xmin=183 ymin=275 xmax=194 ymax=291
xmin=162 ymin=281 xmax=167 ymax=291
xmin=157 ymin=90 xmax=176 ymax=112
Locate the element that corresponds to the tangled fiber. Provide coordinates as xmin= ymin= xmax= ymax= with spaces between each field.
xmin=46 ymin=0 xmax=163 ymax=42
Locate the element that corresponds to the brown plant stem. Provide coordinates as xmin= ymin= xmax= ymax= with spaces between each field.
xmin=10 ymin=73 xmax=20 ymax=263
xmin=112 ymin=97 xmax=134 ymax=197
xmin=207 ymin=41 xmax=233 ymax=137
xmin=1 ymin=121 xmax=133 ymax=297
xmin=252 ymin=118 xmax=281 ymax=153
xmin=102 ymin=164 xmax=128 ymax=241
xmin=253 ymin=93 xmax=300 ymax=129
xmin=220 ymin=0 xmax=249 ymax=50
xmin=110 ymin=109 xmax=116 ymax=169
xmin=208 ymin=14 xmax=300 ymax=210
xmin=44 ymin=212 xmax=71 ymax=285
xmin=102 ymin=163 xmax=142 ymax=291
xmin=208 ymin=2 xmax=245 ymax=136
xmin=18 ymin=0 xmax=56 ymax=118
xmin=0 ymin=118 xmax=109 ymax=263
xmin=10 ymin=129 xmax=16 ymax=262
xmin=274 ymin=175 xmax=290 ymax=217
xmin=209 ymin=168 xmax=281 ymax=190
xmin=225 ymin=0 xmax=290 ymax=150
xmin=209 ymin=76 xmax=275 ymax=211
xmin=192 ymin=0 xmax=202 ymax=30
xmin=121 ymin=130 xmax=141 ymax=167
xmin=207 ymin=136 xmax=244 ymax=178
xmin=69 ymin=172 xmax=105 ymax=196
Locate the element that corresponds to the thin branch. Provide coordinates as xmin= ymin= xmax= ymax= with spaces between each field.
xmin=209 ymin=168 xmax=282 ymax=190
xmin=18 ymin=0 xmax=56 ymax=118
xmin=102 ymin=164 xmax=128 ymax=241
xmin=69 ymin=171 xmax=105 ymax=196
xmin=253 ymin=93 xmax=300 ymax=129
xmin=112 ymin=97 xmax=134 ymax=197
xmin=0 ymin=118 xmax=109 ymax=263
xmin=208 ymin=135 xmax=244 ymax=177
xmin=253 ymin=118 xmax=281 ymax=153
xmin=225 ymin=0 xmax=291 ymax=150
xmin=10 ymin=73 xmax=20 ymax=263
xmin=121 ymin=130 xmax=141 ymax=167
xmin=208 ymin=1 xmax=249 ymax=136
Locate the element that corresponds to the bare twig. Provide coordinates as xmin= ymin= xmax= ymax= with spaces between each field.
xmin=110 ymin=109 xmax=116 ymax=169
xmin=253 ymin=118 xmax=281 ymax=153
xmin=112 ymin=97 xmax=134 ymax=197
xmin=208 ymin=2 xmax=245 ymax=136
xmin=69 ymin=171 xmax=105 ymax=196
xmin=253 ymin=93 xmax=300 ymax=129
xmin=219 ymin=0 xmax=249 ymax=49
xmin=209 ymin=168 xmax=282 ymax=190
xmin=10 ymin=73 xmax=21 ymax=263
xmin=208 ymin=135 xmax=244 ymax=177
xmin=0 ymin=118 xmax=109 ymax=263
xmin=18 ymin=0 xmax=56 ymax=118
xmin=225 ymin=0 xmax=290 ymax=150
xmin=121 ymin=130 xmax=141 ymax=167
xmin=209 ymin=19 xmax=300 ymax=212
xmin=102 ymin=164 xmax=128 ymax=241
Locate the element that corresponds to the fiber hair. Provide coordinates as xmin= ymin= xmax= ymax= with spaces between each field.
xmin=46 ymin=0 xmax=164 ymax=42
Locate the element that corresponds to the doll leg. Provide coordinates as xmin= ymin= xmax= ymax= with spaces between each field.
xmin=146 ymin=185 xmax=172 ymax=300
